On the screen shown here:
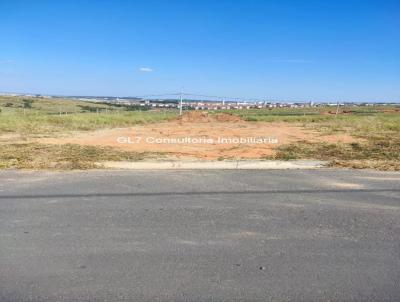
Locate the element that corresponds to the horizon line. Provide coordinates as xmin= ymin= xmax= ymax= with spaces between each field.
xmin=0 ymin=90 xmax=399 ymax=104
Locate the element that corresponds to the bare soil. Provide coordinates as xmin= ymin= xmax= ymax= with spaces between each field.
xmin=40 ymin=112 xmax=358 ymax=160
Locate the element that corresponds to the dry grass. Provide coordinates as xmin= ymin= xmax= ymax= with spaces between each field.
xmin=235 ymin=107 xmax=400 ymax=170
xmin=0 ymin=96 xmax=174 ymax=169
xmin=1 ymin=96 xmax=399 ymax=170
xmin=0 ymin=112 xmax=176 ymax=137
xmin=272 ymin=114 xmax=400 ymax=170
xmin=0 ymin=143 xmax=164 ymax=170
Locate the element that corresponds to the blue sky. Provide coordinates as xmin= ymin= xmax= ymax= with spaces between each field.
xmin=0 ymin=0 xmax=399 ymax=101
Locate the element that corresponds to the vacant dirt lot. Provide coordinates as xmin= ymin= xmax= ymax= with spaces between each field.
xmin=40 ymin=112 xmax=358 ymax=160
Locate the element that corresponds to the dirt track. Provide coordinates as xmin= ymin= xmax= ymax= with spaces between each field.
xmin=41 ymin=112 xmax=357 ymax=160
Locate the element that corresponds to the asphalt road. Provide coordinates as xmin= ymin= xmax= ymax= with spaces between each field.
xmin=0 ymin=169 xmax=399 ymax=302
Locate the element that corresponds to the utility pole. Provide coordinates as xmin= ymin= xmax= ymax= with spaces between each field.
xmin=335 ymin=101 xmax=340 ymax=118
xmin=179 ymin=88 xmax=183 ymax=116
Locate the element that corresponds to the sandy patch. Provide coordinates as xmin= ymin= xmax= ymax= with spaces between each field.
xmin=0 ymin=133 xmax=24 ymax=143
xmin=39 ymin=112 xmax=359 ymax=160
xmin=330 ymin=182 xmax=365 ymax=189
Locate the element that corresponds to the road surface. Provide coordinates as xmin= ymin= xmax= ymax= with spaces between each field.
xmin=0 ymin=169 xmax=399 ymax=301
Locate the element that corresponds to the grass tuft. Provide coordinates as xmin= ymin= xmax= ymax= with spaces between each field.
xmin=0 ymin=143 xmax=164 ymax=170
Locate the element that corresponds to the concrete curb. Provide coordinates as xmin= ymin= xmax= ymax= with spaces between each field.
xmin=101 ymin=160 xmax=327 ymax=170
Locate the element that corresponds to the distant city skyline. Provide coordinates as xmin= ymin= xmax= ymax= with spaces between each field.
xmin=1 ymin=0 xmax=399 ymax=102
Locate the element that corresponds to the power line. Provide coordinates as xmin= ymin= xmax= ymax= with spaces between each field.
xmin=183 ymin=93 xmax=249 ymax=101
xmin=129 ymin=92 xmax=273 ymax=103
xmin=126 ymin=91 xmax=321 ymax=104
xmin=127 ymin=93 xmax=181 ymax=99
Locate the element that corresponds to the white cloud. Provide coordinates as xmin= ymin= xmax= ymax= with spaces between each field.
xmin=139 ymin=67 xmax=154 ymax=72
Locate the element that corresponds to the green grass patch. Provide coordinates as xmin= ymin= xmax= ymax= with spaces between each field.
xmin=0 ymin=111 xmax=176 ymax=136
xmin=0 ymin=96 xmax=121 ymax=114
